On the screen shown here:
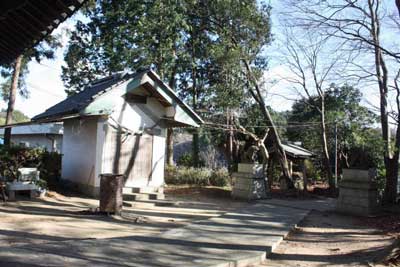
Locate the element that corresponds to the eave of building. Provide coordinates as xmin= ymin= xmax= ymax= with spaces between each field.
xmin=0 ymin=0 xmax=87 ymax=65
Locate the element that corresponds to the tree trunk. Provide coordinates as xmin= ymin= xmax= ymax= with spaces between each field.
xmin=242 ymin=59 xmax=292 ymax=183
xmin=192 ymin=130 xmax=200 ymax=167
xmin=367 ymin=0 xmax=398 ymax=203
xmin=166 ymin=128 xmax=174 ymax=166
xmin=320 ymin=107 xmax=334 ymax=188
xmin=260 ymin=107 xmax=293 ymax=186
xmin=226 ymin=109 xmax=234 ymax=171
xmin=191 ymin=66 xmax=200 ymax=167
xmin=4 ymin=55 xmax=23 ymax=146
xmin=396 ymin=0 xmax=400 ymax=18
xmin=302 ymin=160 xmax=308 ymax=193
xmin=165 ymin=59 xmax=177 ymax=167
xmin=267 ymin=156 xmax=274 ymax=190
xmin=384 ymin=157 xmax=399 ymax=204
xmin=383 ymin=122 xmax=400 ymax=204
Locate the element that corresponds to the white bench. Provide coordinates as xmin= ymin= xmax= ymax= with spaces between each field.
xmin=6 ymin=168 xmax=40 ymax=200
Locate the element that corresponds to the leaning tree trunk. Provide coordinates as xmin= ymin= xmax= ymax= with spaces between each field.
xmin=4 ymin=55 xmax=23 ymax=146
xmin=242 ymin=59 xmax=293 ymax=183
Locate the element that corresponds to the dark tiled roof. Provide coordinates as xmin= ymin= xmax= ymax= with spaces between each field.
xmin=32 ymin=69 xmax=203 ymax=127
xmin=32 ymin=72 xmax=133 ymax=121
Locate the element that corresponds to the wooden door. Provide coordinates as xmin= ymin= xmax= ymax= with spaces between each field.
xmin=107 ymin=131 xmax=153 ymax=186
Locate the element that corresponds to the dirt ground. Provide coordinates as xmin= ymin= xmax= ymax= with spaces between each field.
xmin=0 ymin=187 xmax=246 ymax=249
xmin=254 ymin=210 xmax=398 ymax=267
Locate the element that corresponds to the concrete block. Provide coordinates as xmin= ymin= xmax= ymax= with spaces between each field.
xmin=237 ymin=163 xmax=264 ymax=178
xmin=342 ymin=168 xmax=376 ymax=183
xmin=231 ymin=175 xmax=267 ymax=200
xmin=337 ymin=168 xmax=379 ymax=216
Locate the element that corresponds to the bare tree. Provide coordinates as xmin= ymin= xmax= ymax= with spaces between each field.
xmin=282 ymin=32 xmax=343 ymax=188
xmin=283 ymin=0 xmax=400 ymax=203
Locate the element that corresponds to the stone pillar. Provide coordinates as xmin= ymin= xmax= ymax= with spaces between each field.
xmin=336 ymin=168 xmax=379 ymax=216
xmin=231 ymin=163 xmax=267 ymax=200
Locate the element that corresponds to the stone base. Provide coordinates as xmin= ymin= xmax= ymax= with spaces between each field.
xmin=232 ymin=164 xmax=267 ymax=200
xmin=336 ymin=168 xmax=379 ymax=216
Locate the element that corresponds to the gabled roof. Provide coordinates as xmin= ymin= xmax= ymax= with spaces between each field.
xmin=32 ymin=70 xmax=203 ymax=127
xmin=32 ymin=71 xmax=134 ymax=121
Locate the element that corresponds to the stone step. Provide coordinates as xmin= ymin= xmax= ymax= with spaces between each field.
xmin=123 ymin=199 xmax=176 ymax=208
xmin=123 ymin=192 xmax=165 ymax=201
xmin=129 ymin=186 xmax=163 ymax=194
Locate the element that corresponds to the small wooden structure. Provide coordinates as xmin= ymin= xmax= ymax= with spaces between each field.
xmin=269 ymin=142 xmax=314 ymax=190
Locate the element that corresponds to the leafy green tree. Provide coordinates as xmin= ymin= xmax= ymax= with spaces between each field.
xmin=287 ymin=84 xmax=380 ymax=176
xmin=195 ymin=1 xmax=292 ymax=181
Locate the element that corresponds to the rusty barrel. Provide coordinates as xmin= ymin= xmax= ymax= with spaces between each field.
xmin=99 ymin=173 xmax=124 ymax=215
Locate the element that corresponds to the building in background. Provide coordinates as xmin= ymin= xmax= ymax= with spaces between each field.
xmin=0 ymin=123 xmax=63 ymax=152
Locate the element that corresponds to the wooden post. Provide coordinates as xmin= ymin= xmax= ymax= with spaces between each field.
xmin=166 ymin=128 xmax=174 ymax=166
xmin=302 ymin=160 xmax=308 ymax=192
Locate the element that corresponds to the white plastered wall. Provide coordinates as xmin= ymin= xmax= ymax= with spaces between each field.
xmin=61 ymin=117 xmax=99 ymax=192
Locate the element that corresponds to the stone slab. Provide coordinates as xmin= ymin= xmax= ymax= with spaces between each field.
xmin=339 ymin=180 xmax=377 ymax=190
xmin=237 ymin=164 xmax=264 ymax=178
xmin=342 ymin=168 xmax=376 ymax=183
xmin=337 ymin=169 xmax=379 ymax=216
xmin=6 ymin=182 xmax=37 ymax=191
xmin=232 ymin=176 xmax=267 ymax=200
xmin=0 ymin=200 xmax=313 ymax=267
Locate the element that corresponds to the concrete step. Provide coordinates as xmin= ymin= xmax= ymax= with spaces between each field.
xmin=128 ymin=186 xmax=163 ymax=194
xmin=123 ymin=192 xmax=165 ymax=201
xmin=123 ymin=199 xmax=176 ymax=208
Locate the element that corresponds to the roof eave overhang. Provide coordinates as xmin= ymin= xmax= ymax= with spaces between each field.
xmin=0 ymin=0 xmax=87 ymax=65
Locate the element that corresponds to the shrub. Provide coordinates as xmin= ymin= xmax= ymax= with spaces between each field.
xmin=176 ymin=153 xmax=205 ymax=167
xmin=0 ymin=145 xmax=61 ymax=189
xmin=176 ymin=153 xmax=192 ymax=167
xmin=39 ymin=151 xmax=62 ymax=189
xmin=0 ymin=145 xmax=42 ymax=181
xmin=210 ymin=168 xmax=230 ymax=187
xmin=165 ymin=165 xmax=230 ymax=187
